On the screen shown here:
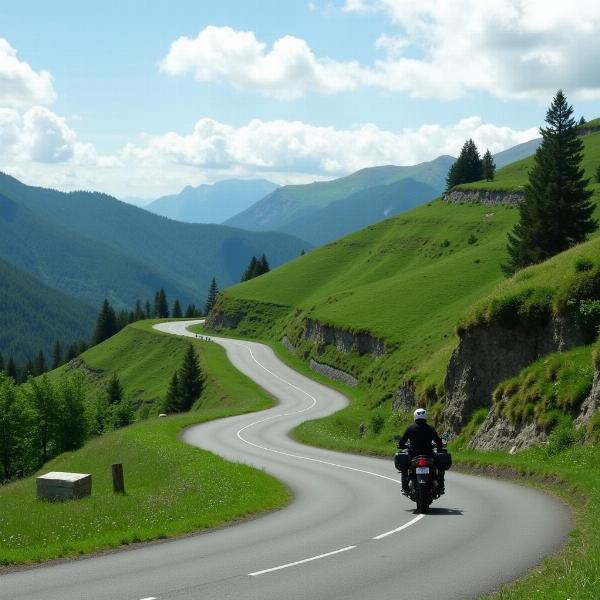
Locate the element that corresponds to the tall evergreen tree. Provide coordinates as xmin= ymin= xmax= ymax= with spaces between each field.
xmin=106 ymin=372 xmax=123 ymax=405
xmin=163 ymin=371 xmax=181 ymax=413
xmin=241 ymin=256 xmax=258 ymax=282
xmin=52 ymin=341 xmax=62 ymax=370
xmin=184 ymin=304 xmax=198 ymax=318
xmin=205 ymin=278 xmax=219 ymax=315
xmin=154 ymin=288 xmax=169 ymax=318
xmin=133 ymin=299 xmax=145 ymax=321
xmin=504 ymin=90 xmax=597 ymax=274
xmin=172 ymin=299 xmax=183 ymax=318
xmin=144 ymin=300 xmax=152 ymax=318
xmin=34 ymin=350 xmax=47 ymax=376
xmin=0 ymin=353 xmax=4 ymax=374
xmin=446 ymin=139 xmax=483 ymax=190
xmin=6 ymin=357 xmax=17 ymax=382
xmin=482 ymin=149 xmax=496 ymax=181
xmin=257 ymin=254 xmax=270 ymax=276
xmin=178 ymin=345 xmax=203 ymax=411
xmin=579 ymin=116 xmax=587 ymax=126
xmin=93 ymin=299 xmax=119 ymax=344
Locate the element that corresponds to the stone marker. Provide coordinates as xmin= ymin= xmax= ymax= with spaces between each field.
xmin=36 ymin=471 xmax=92 ymax=501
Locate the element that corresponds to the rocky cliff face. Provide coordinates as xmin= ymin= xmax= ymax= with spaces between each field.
xmin=442 ymin=314 xmax=584 ymax=434
xmin=443 ymin=189 xmax=524 ymax=206
xmin=205 ymin=310 xmax=245 ymax=330
xmin=303 ymin=318 xmax=385 ymax=356
xmin=392 ymin=381 xmax=417 ymax=412
xmin=575 ymin=365 xmax=600 ymax=438
xmin=468 ymin=407 xmax=548 ymax=451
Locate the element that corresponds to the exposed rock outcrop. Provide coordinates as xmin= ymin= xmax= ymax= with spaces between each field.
xmin=281 ymin=336 xmax=296 ymax=354
xmin=577 ymin=124 xmax=600 ymax=137
xmin=205 ymin=310 xmax=245 ymax=330
xmin=392 ymin=381 xmax=417 ymax=412
xmin=309 ymin=359 xmax=358 ymax=387
xmin=303 ymin=318 xmax=385 ymax=356
xmin=442 ymin=314 xmax=584 ymax=434
xmin=468 ymin=408 xmax=548 ymax=451
xmin=575 ymin=366 xmax=600 ymax=437
xmin=443 ymin=189 xmax=524 ymax=206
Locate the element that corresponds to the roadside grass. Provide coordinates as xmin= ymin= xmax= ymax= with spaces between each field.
xmin=0 ymin=325 xmax=289 ymax=566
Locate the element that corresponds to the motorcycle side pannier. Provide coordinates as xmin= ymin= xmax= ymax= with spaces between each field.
xmin=436 ymin=451 xmax=452 ymax=470
xmin=394 ymin=452 xmax=411 ymax=471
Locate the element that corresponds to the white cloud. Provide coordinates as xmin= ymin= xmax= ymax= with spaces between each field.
xmin=159 ymin=25 xmax=365 ymax=99
xmin=0 ymin=39 xmax=55 ymax=108
xmin=345 ymin=0 xmax=600 ymax=100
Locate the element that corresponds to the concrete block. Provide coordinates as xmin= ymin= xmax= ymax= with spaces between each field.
xmin=36 ymin=471 xmax=92 ymax=501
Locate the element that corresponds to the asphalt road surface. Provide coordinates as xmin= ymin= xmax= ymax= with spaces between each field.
xmin=1 ymin=320 xmax=571 ymax=600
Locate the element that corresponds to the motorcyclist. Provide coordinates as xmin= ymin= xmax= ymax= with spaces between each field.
xmin=396 ymin=408 xmax=445 ymax=495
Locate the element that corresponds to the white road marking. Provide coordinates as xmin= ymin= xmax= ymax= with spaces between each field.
xmin=373 ymin=514 xmax=425 ymax=540
xmin=249 ymin=546 xmax=357 ymax=576
xmin=138 ymin=597 xmax=157 ymax=600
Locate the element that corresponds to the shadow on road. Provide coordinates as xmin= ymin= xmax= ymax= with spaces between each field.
xmin=406 ymin=507 xmax=464 ymax=516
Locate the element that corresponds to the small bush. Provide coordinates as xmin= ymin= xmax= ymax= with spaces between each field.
xmin=545 ymin=422 xmax=581 ymax=457
xmin=588 ymin=411 xmax=600 ymax=443
xmin=467 ymin=234 xmax=478 ymax=245
xmin=441 ymin=239 xmax=450 ymax=248
xmin=575 ymin=257 xmax=594 ymax=273
xmin=577 ymin=299 xmax=600 ymax=342
xmin=370 ymin=414 xmax=385 ymax=435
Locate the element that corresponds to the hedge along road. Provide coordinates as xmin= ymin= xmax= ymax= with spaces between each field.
xmin=2 ymin=320 xmax=571 ymax=600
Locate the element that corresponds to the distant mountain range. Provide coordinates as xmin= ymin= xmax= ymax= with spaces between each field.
xmin=144 ymin=179 xmax=279 ymax=224
xmin=224 ymin=156 xmax=454 ymax=245
xmin=0 ymin=256 xmax=96 ymax=363
xmin=493 ymin=138 xmax=541 ymax=169
xmin=0 ymin=172 xmax=308 ymax=312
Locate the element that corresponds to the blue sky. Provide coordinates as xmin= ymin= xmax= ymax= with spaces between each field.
xmin=1 ymin=0 xmax=599 ymax=197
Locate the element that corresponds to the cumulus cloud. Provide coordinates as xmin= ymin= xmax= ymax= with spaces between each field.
xmin=122 ymin=116 xmax=538 ymax=178
xmin=0 ymin=38 xmax=55 ymax=108
xmin=160 ymin=6 xmax=600 ymax=100
xmin=345 ymin=0 xmax=600 ymax=100
xmin=159 ymin=25 xmax=364 ymax=99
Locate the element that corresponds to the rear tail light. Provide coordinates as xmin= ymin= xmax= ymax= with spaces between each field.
xmin=417 ymin=457 xmax=429 ymax=467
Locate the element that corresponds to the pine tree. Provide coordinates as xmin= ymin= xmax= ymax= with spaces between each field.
xmin=446 ymin=139 xmax=483 ymax=190
xmin=257 ymin=254 xmax=270 ymax=276
xmin=241 ymin=256 xmax=258 ymax=282
xmin=163 ymin=371 xmax=181 ymax=413
xmin=579 ymin=116 xmax=587 ymax=126
xmin=178 ymin=345 xmax=203 ymax=411
xmin=93 ymin=299 xmax=119 ymax=344
xmin=184 ymin=304 xmax=197 ymax=318
xmin=133 ymin=299 xmax=145 ymax=321
xmin=154 ymin=288 xmax=169 ymax=318
xmin=172 ymin=299 xmax=183 ymax=318
xmin=65 ymin=343 xmax=79 ymax=362
xmin=482 ymin=149 xmax=496 ymax=181
xmin=6 ymin=357 xmax=17 ymax=382
xmin=504 ymin=90 xmax=597 ymax=274
xmin=106 ymin=372 xmax=123 ymax=405
xmin=52 ymin=341 xmax=62 ymax=370
xmin=205 ymin=278 xmax=219 ymax=315
xmin=0 ymin=353 xmax=4 ymax=373
xmin=34 ymin=350 xmax=47 ymax=376
xmin=144 ymin=300 xmax=152 ymax=318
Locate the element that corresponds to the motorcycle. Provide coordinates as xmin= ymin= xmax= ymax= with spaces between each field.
xmin=393 ymin=437 xmax=452 ymax=513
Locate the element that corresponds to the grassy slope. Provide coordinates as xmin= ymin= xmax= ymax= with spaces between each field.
xmin=0 ymin=322 xmax=288 ymax=565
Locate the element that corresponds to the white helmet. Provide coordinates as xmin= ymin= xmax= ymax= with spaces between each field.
xmin=414 ymin=408 xmax=427 ymax=422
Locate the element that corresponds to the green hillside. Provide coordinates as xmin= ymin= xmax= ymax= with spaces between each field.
xmin=211 ymin=130 xmax=600 ymax=405
xmin=0 ymin=172 xmax=308 ymax=309
xmin=0 ymin=257 xmax=95 ymax=363
xmin=224 ymin=156 xmax=454 ymax=236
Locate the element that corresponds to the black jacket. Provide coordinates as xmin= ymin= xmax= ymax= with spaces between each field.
xmin=397 ymin=421 xmax=443 ymax=456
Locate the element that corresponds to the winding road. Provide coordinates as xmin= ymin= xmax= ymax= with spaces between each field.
xmin=2 ymin=320 xmax=571 ymax=600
